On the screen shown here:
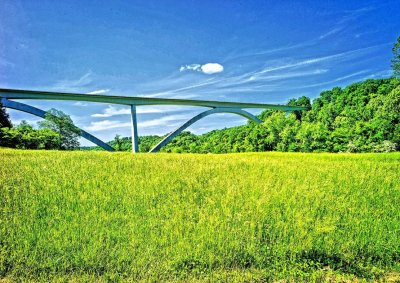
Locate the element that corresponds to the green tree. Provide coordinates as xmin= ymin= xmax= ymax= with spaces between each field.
xmin=37 ymin=128 xmax=61 ymax=149
xmin=392 ymin=36 xmax=400 ymax=77
xmin=0 ymin=127 xmax=21 ymax=148
xmin=114 ymin=134 xmax=123 ymax=151
xmin=287 ymin=96 xmax=311 ymax=120
xmin=0 ymin=120 xmax=60 ymax=150
xmin=0 ymin=102 xmax=12 ymax=128
xmin=38 ymin=108 xmax=80 ymax=150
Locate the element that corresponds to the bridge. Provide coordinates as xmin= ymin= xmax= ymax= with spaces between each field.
xmin=0 ymin=88 xmax=306 ymax=153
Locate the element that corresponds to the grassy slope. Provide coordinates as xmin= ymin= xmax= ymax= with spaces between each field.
xmin=0 ymin=149 xmax=399 ymax=282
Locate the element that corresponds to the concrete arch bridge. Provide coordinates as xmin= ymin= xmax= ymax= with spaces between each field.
xmin=0 ymin=88 xmax=306 ymax=153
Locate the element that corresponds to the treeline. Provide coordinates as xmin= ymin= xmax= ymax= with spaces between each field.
xmin=0 ymin=121 xmax=60 ymax=149
xmin=2 ymin=78 xmax=399 ymax=153
xmin=86 ymin=77 xmax=399 ymax=153
xmin=0 ymin=109 xmax=80 ymax=150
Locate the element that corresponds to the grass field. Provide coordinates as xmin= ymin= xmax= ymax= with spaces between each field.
xmin=0 ymin=149 xmax=399 ymax=282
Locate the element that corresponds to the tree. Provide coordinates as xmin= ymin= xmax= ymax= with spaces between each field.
xmin=392 ymin=36 xmax=400 ymax=77
xmin=0 ymin=120 xmax=60 ymax=150
xmin=114 ymin=134 xmax=123 ymax=151
xmin=0 ymin=102 xmax=12 ymax=128
xmin=287 ymin=96 xmax=311 ymax=120
xmin=17 ymin=120 xmax=33 ymax=132
xmin=38 ymin=108 xmax=80 ymax=150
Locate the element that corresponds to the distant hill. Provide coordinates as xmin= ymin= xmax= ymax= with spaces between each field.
xmin=83 ymin=78 xmax=400 ymax=153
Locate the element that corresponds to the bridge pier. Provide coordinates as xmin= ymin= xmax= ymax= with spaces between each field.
xmin=130 ymin=104 xmax=139 ymax=153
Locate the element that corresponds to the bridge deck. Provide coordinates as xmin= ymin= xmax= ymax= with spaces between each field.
xmin=0 ymin=88 xmax=306 ymax=111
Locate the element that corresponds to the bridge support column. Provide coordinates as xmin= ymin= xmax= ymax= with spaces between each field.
xmin=130 ymin=104 xmax=139 ymax=153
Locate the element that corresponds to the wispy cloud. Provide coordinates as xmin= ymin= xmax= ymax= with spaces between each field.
xmin=48 ymin=72 xmax=112 ymax=96
xmin=139 ymin=114 xmax=188 ymax=128
xmin=223 ymin=41 xmax=316 ymax=62
xmin=91 ymin=105 xmax=200 ymax=118
xmin=246 ymin=69 xmax=329 ymax=82
xmin=287 ymin=70 xmax=370 ymax=90
xmin=85 ymin=113 xmax=192 ymax=132
xmin=180 ymin=64 xmax=201 ymax=72
xmin=87 ymin=89 xmax=110 ymax=95
xmin=319 ymin=6 xmax=375 ymax=40
xmin=362 ymin=69 xmax=393 ymax=80
xmin=254 ymin=46 xmax=375 ymax=75
xmin=84 ymin=120 xmax=131 ymax=132
xmin=91 ymin=106 xmax=130 ymax=117
xmin=319 ymin=27 xmax=342 ymax=40
xmin=51 ymin=71 xmax=93 ymax=92
xmin=73 ymin=102 xmax=88 ymax=107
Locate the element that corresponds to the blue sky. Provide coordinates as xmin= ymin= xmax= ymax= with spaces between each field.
xmin=1 ymin=0 xmax=399 ymax=145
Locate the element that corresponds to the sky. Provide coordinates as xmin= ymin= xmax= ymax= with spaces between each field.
xmin=1 ymin=0 xmax=399 ymax=145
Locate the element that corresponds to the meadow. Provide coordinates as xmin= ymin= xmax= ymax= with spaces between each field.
xmin=0 ymin=149 xmax=399 ymax=282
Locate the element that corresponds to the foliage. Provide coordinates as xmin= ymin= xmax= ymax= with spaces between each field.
xmin=0 ymin=108 xmax=80 ymax=150
xmin=86 ymin=78 xmax=399 ymax=153
xmin=104 ymin=135 xmax=163 ymax=152
xmin=38 ymin=108 xmax=80 ymax=150
xmin=0 ymin=101 xmax=12 ymax=128
xmin=392 ymin=36 xmax=400 ymax=77
xmin=0 ymin=120 xmax=60 ymax=149
xmin=1 ymin=150 xmax=399 ymax=281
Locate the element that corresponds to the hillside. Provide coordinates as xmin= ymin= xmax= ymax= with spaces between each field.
xmin=88 ymin=78 xmax=400 ymax=153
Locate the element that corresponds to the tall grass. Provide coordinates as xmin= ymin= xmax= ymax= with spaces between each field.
xmin=1 ymin=149 xmax=399 ymax=282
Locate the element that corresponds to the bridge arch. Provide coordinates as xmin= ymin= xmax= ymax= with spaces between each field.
xmin=0 ymin=88 xmax=306 ymax=153
xmin=149 ymin=107 xmax=262 ymax=152
xmin=1 ymin=98 xmax=115 ymax=151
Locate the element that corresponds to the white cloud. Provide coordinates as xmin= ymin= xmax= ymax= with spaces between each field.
xmin=180 ymin=64 xmax=201 ymax=72
xmin=84 ymin=120 xmax=131 ymax=132
xmin=362 ymin=69 xmax=392 ymax=79
xmin=53 ymin=71 xmax=93 ymax=91
xmin=91 ymin=105 xmax=199 ymax=118
xmin=319 ymin=27 xmax=342 ymax=39
xmin=139 ymin=114 xmax=189 ymax=128
xmin=84 ymin=113 xmax=191 ymax=133
xmin=201 ymin=63 xmax=224 ymax=74
xmin=73 ymin=102 xmax=88 ymax=107
xmin=180 ymin=63 xmax=224 ymax=74
xmin=248 ymin=69 xmax=328 ymax=82
xmin=87 ymin=89 xmax=110 ymax=95
xmin=91 ymin=106 xmax=130 ymax=117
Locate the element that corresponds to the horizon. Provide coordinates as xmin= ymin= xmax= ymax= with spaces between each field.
xmin=1 ymin=0 xmax=399 ymax=145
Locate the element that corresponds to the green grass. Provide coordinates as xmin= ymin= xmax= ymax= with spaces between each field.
xmin=1 ymin=149 xmax=399 ymax=282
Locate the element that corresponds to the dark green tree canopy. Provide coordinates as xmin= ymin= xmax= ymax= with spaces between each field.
xmin=0 ymin=102 xmax=12 ymax=128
